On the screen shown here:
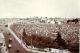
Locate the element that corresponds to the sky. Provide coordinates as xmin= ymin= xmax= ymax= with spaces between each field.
xmin=0 ymin=0 xmax=80 ymax=18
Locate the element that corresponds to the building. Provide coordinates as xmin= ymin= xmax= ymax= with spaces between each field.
xmin=0 ymin=33 xmax=8 ymax=53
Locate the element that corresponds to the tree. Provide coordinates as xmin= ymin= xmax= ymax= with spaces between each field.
xmin=23 ymin=28 xmax=26 ymax=37
xmin=55 ymin=32 xmax=67 ymax=49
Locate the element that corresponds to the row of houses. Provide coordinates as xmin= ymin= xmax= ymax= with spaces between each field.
xmin=0 ymin=33 xmax=8 ymax=53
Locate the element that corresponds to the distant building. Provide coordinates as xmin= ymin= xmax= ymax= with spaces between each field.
xmin=40 ymin=17 xmax=48 ymax=23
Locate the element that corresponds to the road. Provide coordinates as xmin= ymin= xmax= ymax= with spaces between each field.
xmin=1 ymin=25 xmax=32 ymax=53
